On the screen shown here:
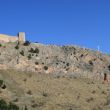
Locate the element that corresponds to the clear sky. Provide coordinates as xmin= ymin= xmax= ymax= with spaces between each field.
xmin=0 ymin=0 xmax=110 ymax=53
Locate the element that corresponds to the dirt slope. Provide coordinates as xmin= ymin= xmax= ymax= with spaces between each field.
xmin=0 ymin=69 xmax=110 ymax=110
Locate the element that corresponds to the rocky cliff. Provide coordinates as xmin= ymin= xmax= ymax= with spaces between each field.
xmin=0 ymin=42 xmax=110 ymax=80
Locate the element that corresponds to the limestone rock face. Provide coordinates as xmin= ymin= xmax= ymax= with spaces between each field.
xmin=0 ymin=42 xmax=110 ymax=80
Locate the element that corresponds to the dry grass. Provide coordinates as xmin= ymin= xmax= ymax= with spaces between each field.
xmin=0 ymin=69 xmax=110 ymax=110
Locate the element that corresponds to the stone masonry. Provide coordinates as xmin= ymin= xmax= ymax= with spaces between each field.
xmin=0 ymin=32 xmax=25 ymax=43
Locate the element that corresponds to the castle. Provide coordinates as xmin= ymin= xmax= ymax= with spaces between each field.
xmin=0 ymin=32 xmax=25 ymax=43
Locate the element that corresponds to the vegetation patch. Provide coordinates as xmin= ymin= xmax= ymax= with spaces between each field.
xmin=23 ymin=41 xmax=30 ymax=46
xmin=44 ymin=66 xmax=48 ymax=70
xmin=20 ymin=50 xmax=24 ymax=56
xmin=29 ymin=48 xmax=39 ymax=54
xmin=0 ymin=80 xmax=6 ymax=89
xmin=35 ymin=62 xmax=39 ymax=65
xmin=15 ymin=45 xmax=19 ymax=49
xmin=108 ymin=65 xmax=110 ymax=71
xmin=0 ymin=99 xmax=19 ymax=110
xmin=27 ymin=54 xmax=32 ymax=60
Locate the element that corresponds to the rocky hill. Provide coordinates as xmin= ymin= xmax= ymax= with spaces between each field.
xmin=0 ymin=41 xmax=110 ymax=80
xmin=0 ymin=42 xmax=110 ymax=110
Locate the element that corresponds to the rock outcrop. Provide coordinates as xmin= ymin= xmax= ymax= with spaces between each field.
xmin=0 ymin=42 xmax=110 ymax=80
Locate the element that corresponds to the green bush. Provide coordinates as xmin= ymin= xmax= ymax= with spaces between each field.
xmin=20 ymin=50 xmax=24 ymax=56
xmin=108 ymin=65 xmax=110 ymax=71
xmin=2 ymin=84 xmax=6 ymax=89
xmin=44 ymin=66 xmax=48 ymax=70
xmin=28 ymin=48 xmax=34 ymax=53
xmin=66 ymin=63 xmax=70 ymax=66
xmin=0 ymin=99 xmax=19 ymax=110
xmin=28 ymin=54 xmax=32 ymax=60
xmin=35 ymin=62 xmax=39 ymax=65
xmin=0 ymin=80 xmax=6 ymax=89
xmin=0 ymin=99 xmax=8 ymax=110
xmin=0 ymin=44 xmax=2 ymax=47
xmin=0 ymin=80 xmax=3 ymax=87
xmin=8 ymin=102 xmax=19 ymax=110
xmin=34 ymin=48 xmax=39 ymax=54
xmin=15 ymin=45 xmax=19 ymax=49
xmin=29 ymin=48 xmax=39 ymax=54
xmin=23 ymin=41 xmax=30 ymax=46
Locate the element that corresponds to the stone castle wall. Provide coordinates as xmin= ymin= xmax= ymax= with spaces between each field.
xmin=0 ymin=32 xmax=25 ymax=43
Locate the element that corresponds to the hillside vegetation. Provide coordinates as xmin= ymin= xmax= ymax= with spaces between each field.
xmin=0 ymin=42 xmax=110 ymax=110
xmin=0 ymin=42 xmax=110 ymax=80
xmin=0 ymin=69 xmax=110 ymax=110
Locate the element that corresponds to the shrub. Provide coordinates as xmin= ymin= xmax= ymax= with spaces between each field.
xmin=1 ymin=85 xmax=6 ymax=89
xmin=0 ymin=99 xmax=7 ymax=109
xmin=0 ymin=44 xmax=2 ymax=47
xmin=31 ymin=103 xmax=38 ymax=108
xmin=8 ymin=102 xmax=19 ymax=110
xmin=0 ymin=99 xmax=19 ymax=110
xmin=29 ymin=48 xmax=39 ymax=54
xmin=66 ymin=63 xmax=70 ymax=66
xmin=28 ymin=48 xmax=34 ymax=53
xmin=15 ymin=45 xmax=19 ymax=49
xmin=86 ymin=97 xmax=94 ymax=103
xmin=27 ymin=90 xmax=32 ymax=95
xmin=0 ymin=80 xmax=3 ymax=87
xmin=34 ymin=48 xmax=39 ymax=54
xmin=56 ymin=63 xmax=58 ymax=65
xmin=0 ymin=80 xmax=6 ymax=89
xmin=80 ymin=54 xmax=84 ymax=57
xmin=27 ymin=54 xmax=32 ymax=60
xmin=42 ymin=91 xmax=48 ymax=97
xmin=44 ymin=66 xmax=48 ymax=70
xmin=89 ymin=60 xmax=93 ymax=66
xmin=20 ymin=50 xmax=24 ymax=56
xmin=23 ymin=41 xmax=30 ymax=46
xmin=35 ymin=62 xmax=39 ymax=65
xmin=108 ymin=65 xmax=110 ymax=71
xmin=91 ymin=90 xmax=96 ymax=94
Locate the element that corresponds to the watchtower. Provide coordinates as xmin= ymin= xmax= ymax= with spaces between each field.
xmin=18 ymin=32 xmax=25 ymax=42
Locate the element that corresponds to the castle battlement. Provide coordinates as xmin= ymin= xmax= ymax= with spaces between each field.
xmin=0 ymin=32 xmax=25 ymax=43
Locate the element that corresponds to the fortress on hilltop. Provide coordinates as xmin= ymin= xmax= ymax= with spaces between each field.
xmin=0 ymin=32 xmax=25 ymax=43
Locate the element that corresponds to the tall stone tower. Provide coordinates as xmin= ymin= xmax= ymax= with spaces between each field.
xmin=18 ymin=32 xmax=25 ymax=42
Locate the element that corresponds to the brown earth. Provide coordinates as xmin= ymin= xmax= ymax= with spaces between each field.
xmin=0 ymin=69 xmax=110 ymax=110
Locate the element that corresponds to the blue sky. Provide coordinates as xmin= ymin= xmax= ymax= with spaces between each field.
xmin=0 ymin=0 xmax=110 ymax=53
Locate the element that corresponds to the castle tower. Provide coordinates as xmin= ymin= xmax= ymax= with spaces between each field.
xmin=18 ymin=32 xmax=25 ymax=42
